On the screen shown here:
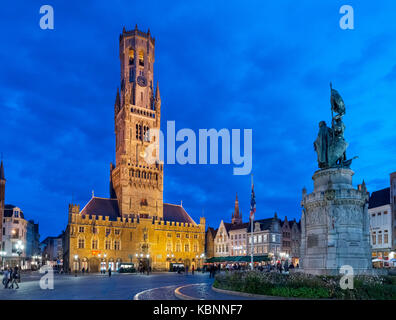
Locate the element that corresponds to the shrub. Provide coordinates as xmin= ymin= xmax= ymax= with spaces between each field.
xmin=213 ymin=271 xmax=396 ymax=300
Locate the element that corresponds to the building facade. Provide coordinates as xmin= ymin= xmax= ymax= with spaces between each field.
xmin=368 ymin=187 xmax=393 ymax=261
xmin=247 ymin=213 xmax=282 ymax=260
xmin=42 ymin=233 xmax=64 ymax=267
xmin=205 ymin=227 xmax=217 ymax=259
xmin=2 ymin=205 xmax=28 ymax=268
xmin=391 ymin=172 xmax=396 ymax=250
xmin=64 ymin=26 xmax=205 ymax=272
xmin=0 ymin=160 xmax=5 ymax=251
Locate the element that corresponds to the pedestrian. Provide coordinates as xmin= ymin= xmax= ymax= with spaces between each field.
xmin=108 ymin=266 xmax=112 ymax=277
xmin=192 ymin=265 xmax=195 ymax=275
xmin=82 ymin=267 xmax=85 ymax=275
xmin=9 ymin=266 xmax=19 ymax=289
xmin=3 ymin=269 xmax=9 ymax=289
xmin=185 ymin=265 xmax=188 ymax=275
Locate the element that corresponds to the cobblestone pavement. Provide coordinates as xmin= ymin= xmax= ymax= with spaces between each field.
xmin=0 ymin=272 xmax=214 ymax=300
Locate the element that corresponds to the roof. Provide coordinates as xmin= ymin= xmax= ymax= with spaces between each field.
xmin=78 ymin=198 xmax=197 ymax=224
xmin=80 ymin=197 xmax=120 ymax=220
xmin=206 ymin=227 xmax=217 ymax=238
xmin=228 ymin=222 xmax=249 ymax=232
xmin=369 ymin=188 xmax=390 ymax=209
xmin=247 ymin=218 xmax=277 ymax=232
xmin=3 ymin=204 xmax=24 ymax=219
xmin=163 ymin=203 xmax=196 ymax=225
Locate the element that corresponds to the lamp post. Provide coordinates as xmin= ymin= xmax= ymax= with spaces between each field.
xmin=0 ymin=251 xmax=6 ymax=269
xmin=74 ymin=254 xmax=79 ymax=276
xmin=16 ymin=240 xmax=24 ymax=269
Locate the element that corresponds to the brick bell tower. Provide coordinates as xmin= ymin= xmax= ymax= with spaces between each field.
xmin=110 ymin=25 xmax=163 ymax=219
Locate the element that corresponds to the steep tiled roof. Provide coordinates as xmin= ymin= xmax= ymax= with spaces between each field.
xmin=163 ymin=203 xmax=196 ymax=225
xmin=247 ymin=218 xmax=276 ymax=232
xmin=369 ymin=188 xmax=390 ymax=209
xmin=80 ymin=197 xmax=120 ymax=220
xmin=229 ymin=222 xmax=249 ymax=231
xmin=206 ymin=227 xmax=217 ymax=238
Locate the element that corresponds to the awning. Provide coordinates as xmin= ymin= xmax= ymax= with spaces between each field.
xmin=205 ymin=255 xmax=270 ymax=263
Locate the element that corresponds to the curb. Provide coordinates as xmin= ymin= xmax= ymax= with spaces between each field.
xmin=174 ymin=283 xmax=205 ymax=300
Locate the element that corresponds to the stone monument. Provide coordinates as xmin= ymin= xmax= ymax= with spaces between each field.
xmin=300 ymin=84 xmax=372 ymax=275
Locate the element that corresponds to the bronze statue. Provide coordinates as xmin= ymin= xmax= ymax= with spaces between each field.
xmin=314 ymin=84 xmax=356 ymax=169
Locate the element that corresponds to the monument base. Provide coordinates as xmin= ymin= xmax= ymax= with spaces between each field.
xmin=300 ymin=168 xmax=372 ymax=276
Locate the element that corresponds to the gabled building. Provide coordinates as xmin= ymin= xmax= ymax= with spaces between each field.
xmin=368 ymin=187 xmax=392 ymax=260
xmin=247 ymin=213 xmax=282 ymax=260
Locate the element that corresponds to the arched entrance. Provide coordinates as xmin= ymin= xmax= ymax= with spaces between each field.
xmin=184 ymin=259 xmax=191 ymax=268
xmin=89 ymin=257 xmax=100 ymax=273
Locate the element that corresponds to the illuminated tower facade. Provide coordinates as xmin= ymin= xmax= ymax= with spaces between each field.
xmin=0 ymin=160 xmax=5 ymax=250
xmin=111 ymin=26 xmax=163 ymax=219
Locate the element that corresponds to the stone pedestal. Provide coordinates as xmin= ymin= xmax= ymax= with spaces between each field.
xmin=300 ymin=168 xmax=372 ymax=275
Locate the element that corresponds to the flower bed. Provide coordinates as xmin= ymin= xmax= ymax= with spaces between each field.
xmin=213 ymin=271 xmax=396 ymax=299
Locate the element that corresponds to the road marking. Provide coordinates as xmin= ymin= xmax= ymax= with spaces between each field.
xmin=174 ymin=283 xmax=206 ymax=300
xmin=133 ymin=285 xmax=178 ymax=300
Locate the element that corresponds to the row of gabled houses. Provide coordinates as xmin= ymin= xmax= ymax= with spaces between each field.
xmin=205 ymin=194 xmax=302 ymax=266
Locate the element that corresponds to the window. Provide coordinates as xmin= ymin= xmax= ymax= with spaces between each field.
xmin=166 ymin=242 xmax=172 ymax=251
xmin=176 ymin=243 xmax=181 ymax=252
xmin=378 ymin=232 xmax=382 ymax=245
xmin=92 ymin=239 xmax=98 ymax=249
xmin=78 ymin=238 xmax=85 ymax=249
xmin=105 ymin=228 xmax=111 ymax=236
xmin=185 ymin=234 xmax=189 ymax=238
xmin=231 ymin=235 xmax=233 ymax=240
xmin=115 ymin=229 xmax=120 ymax=235
xmin=184 ymin=244 xmax=189 ymax=252
xmin=384 ymin=211 xmax=388 ymax=215
xmin=139 ymin=50 xmax=144 ymax=66
xmin=371 ymin=213 xmax=375 ymax=217
xmin=176 ymin=233 xmax=180 ymax=238
xmin=372 ymin=232 xmax=376 ymax=245
xmin=129 ymin=68 xmax=134 ymax=82
xmin=92 ymin=227 xmax=98 ymax=234
xmin=79 ymin=227 xmax=84 ymax=233
xmin=114 ymin=241 xmax=120 ymax=250
xmin=384 ymin=230 xmax=389 ymax=244
xmin=167 ymin=233 xmax=172 ymax=238
xmin=194 ymin=234 xmax=198 ymax=239
xmin=129 ymin=48 xmax=134 ymax=65
xmin=105 ymin=240 xmax=111 ymax=250
xmin=193 ymin=243 xmax=198 ymax=252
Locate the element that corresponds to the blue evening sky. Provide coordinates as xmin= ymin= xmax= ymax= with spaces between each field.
xmin=0 ymin=1 xmax=395 ymax=239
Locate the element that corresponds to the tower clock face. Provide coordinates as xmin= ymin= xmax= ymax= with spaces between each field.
xmin=137 ymin=76 xmax=147 ymax=87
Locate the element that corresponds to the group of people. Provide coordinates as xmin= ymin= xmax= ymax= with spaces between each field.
xmin=205 ymin=261 xmax=300 ymax=275
xmin=138 ymin=264 xmax=151 ymax=275
xmin=2 ymin=266 xmax=20 ymax=289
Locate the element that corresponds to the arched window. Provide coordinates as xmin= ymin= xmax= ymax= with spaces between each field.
xmin=136 ymin=124 xmax=139 ymax=140
xmin=92 ymin=239 xmax=98 ymax=249
xmin=139 ymin=50 xmax=144 ymax=66
xmin=129 ymin=48 xmax=135 ymax=65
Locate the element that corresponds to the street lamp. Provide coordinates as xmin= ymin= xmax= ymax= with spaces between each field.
xmin=0 ymin=251 xmax=6 ymax=269
xmin=74 ymin=255 xmax=79 ymax=276
xmin=16 ymin=241 xmax=24 ymax=269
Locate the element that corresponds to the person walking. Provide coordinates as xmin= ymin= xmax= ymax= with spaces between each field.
xmin=9 ymin=266 xmax=19 ymax=289
xmin=185 ymin=265 xmax=189 ymax=275
xmin=3 ymin=269 xmax=9 ymax=289
xmin=191 ymin=265 xmax=195 ymax=275
xmin=108 ymin=266 xmax=112 ymax=277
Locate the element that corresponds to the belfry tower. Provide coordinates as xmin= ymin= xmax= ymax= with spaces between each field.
xmin=231 ymin=193 xmax=242 ymax=225
xmin=110 ymin=26 xmax=163 ymax=219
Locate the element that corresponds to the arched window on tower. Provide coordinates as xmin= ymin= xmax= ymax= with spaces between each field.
xmin=138 ymin=50 xmax=144 ymax=66
xmin=129 ymin=48 xmax=135 ymax=65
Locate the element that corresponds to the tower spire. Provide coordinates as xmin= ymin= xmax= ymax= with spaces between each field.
xmin=0 ymin=159 xmax=4 ymax=181
xmin=155 ymin=81 xmax=161 ymax=101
